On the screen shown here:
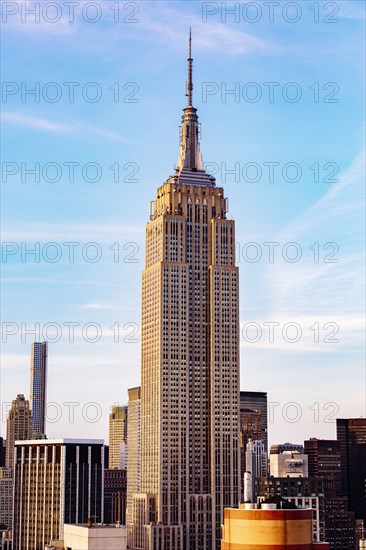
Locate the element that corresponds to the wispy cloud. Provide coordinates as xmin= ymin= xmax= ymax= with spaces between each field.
xmin=338 ymin=1 xmax=366 ymax=21
xmin=81 ymin=301 xmax=137 ymax=312
xmin=240 ymin=314 xmax=364 ymax=353
xmin=1 ymin=221 xmax=144 ymax=241
xmin=263 ymin=150 xmax=365 ymax=351
xmin=1 ymin=112 xmax=71 ymax=132
xmin=2 ymin=0 xmax=79 ymax=35
xmin=137 ymin=4 xmax=281 ymax=55
xmin=1 ymin=112 xmax=129 ymax=142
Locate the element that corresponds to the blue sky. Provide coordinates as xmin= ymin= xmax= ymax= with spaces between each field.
xmin=1 ymin=0 xmax=365 ymax=446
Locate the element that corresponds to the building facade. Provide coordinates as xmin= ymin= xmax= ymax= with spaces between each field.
xmin=255 ymin=477 xmax=326 ymax=542
xmin=0 ymin=438 xmax=5 ymax=468
xmin=270 ymin=442 xmax=304 ymax=455
xmin=0 ymin=468 xmax=13 ymax=529
xmin=126 ymin=386 xmax=141 ymax=532
xmin=5 ymin=394 xmax=33 ymax=469
xmin=109 ymin=405 xmax=128 ymax=469
xmin=128 ymin=35 xmax=240 ymax=550
xmin=240 ymin=391 xmax=268 ymax=453
xmin=104 ymin=468 xmax=127 ymax=525
xmin=324 ymin=497 xmax=356 ymax=550
xmin=270 ymin=449 xmax=309 ymax=478
xmin=245 ymin=439 xmax=267 ymax=502
xmin=30 ymin=341 xmax=48 ymax=437
xmin=62 ymin=523 xmax=127 ymax=550
xmin=337 ymin=418 xmax=366 ymax=521
xmin=304 ymin=439 xmax=342 ymax=498
xmin=12 ymin=439 xmax=104 ymax=550
xmin=239 ymin=391 xmax=267 ymax=498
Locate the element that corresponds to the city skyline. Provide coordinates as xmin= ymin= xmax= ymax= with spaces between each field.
xmin=1 ymin=0 xmax=365 ymax=448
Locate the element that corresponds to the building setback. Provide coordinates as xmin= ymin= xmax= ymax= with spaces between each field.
xmin=128 ymin=34 xmax=240 ymax=550
xmin=30 ymin=341 xmax=48 ymax=437
xmin=12 ymin=439 xmax=104 ymax=550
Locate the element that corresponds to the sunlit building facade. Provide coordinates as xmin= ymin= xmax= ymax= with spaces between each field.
xmin=128 ymin=35 xmax=240 ymax=550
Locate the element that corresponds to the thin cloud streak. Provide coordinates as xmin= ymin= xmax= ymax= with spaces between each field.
xmin=268 ymin=151 xmax=365 ymax=320
xmin=137 ymin=4 xmax=282 ymax=55
xmin=1 ymin=112 xmax=71 ymax=132
xmin=1 ymin=112 xmax=129 ymax=142
xmin=1 ymin=222 xmax=144 ymax=241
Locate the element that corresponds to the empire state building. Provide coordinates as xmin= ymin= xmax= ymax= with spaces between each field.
xmin=128 ymin=34 xmax=240 ymax=550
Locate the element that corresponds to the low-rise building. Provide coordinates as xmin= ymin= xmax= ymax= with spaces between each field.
xmin=63 ymin=523 xmax=127 ymax=550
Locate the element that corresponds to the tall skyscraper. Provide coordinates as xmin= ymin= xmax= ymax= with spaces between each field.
xmin=12 ymin=439 xmax=104 ymax=550
xmin=30 ymin=341 xmax=47 ymax=437
xmin=5 ymin=393 xmax=33 ymax=469
xmin=109 ymin=405 xmax=128 ymax=469
xmin=129 ymin=34 xmax=240 ymax=550
xmin=337 ymin=418 xmax=366 ymax=521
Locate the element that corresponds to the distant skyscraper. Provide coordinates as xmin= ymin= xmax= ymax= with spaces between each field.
xmin=30 ymin=341 xmax=47 ymax=437
xmin=109 ymin=405 xmax=128 ymax=469
xmin=304 ymin=439 xmax=342 ymax=498
xmin=5 ymin=394 xmax=33 ymax=469
xmin=126 ymin=386 xmax=141 ymax=535
xmin=240 ymin=392 xmax=267 ymax=498
xmin=12 ymin=438 xmax=104 ymax=550
xmin=129 ymin=34 xmax=240 ymax=550
xmin=245 ymin=439 xmax=267 ymax=502
xmin=337 ymin=418 xmax=366 ymax=521
xmin=240 ymin=391 xmax=268 ymax=453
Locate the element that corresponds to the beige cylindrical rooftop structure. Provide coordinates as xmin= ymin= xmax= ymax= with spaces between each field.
xmin=221 ymin=507 xmax=330 ymax=549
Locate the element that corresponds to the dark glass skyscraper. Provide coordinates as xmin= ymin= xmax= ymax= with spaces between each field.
xmin=30 ymin=341 xmax=47 ymax=437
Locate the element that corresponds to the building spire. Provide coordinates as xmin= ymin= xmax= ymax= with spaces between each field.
xmin=176 ymin=29 xmax=210 ymax=176
xmin=187 ymin=28 xmax=193 ymax=107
